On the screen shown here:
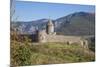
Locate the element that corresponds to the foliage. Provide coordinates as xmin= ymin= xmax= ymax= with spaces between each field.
xmin=30 ymin=42 xmax=95 ymax=65
xmin=11 ymin=31 xmax=32 ymax=66
xmin=11 ymin=42 xmax=32 ymax=66
xmin=10 ymin=32 xmax=95 ymax=66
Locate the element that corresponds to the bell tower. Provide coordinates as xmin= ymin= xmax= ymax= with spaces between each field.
xmin=46 ymin=19 xmax=54 ymax=34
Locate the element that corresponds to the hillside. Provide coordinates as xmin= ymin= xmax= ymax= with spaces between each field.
xmin=11 ymin=42 xmax=95 ymax=66
xmin=55 ymin=12 xmax=95 ymax=35
xmin=11 ymin=12 xmax=95 ymax=35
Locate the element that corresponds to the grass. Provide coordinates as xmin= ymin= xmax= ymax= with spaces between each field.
xmin=11 ymin=42 xmax=95 ymax=66
xmin=29 ymin=42 xmax=95 ymax=65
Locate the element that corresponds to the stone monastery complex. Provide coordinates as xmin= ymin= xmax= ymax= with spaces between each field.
xmin=35 ymin=19 xmax=89 ymax=48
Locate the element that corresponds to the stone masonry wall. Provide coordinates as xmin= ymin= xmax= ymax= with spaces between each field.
xmin=46 ymin=35 xmax=81 ymax=44
xmin=45 ymin=35 xmax=89 ymax=48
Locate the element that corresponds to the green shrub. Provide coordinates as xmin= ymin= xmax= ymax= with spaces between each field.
xmin=11 ymin=31 xmax=32 ymax=66
xmin=11 ymin=41 xmax=32 ymax=66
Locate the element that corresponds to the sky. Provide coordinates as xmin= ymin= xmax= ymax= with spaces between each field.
xmin=12 ymin=0 xmax=95 ymax=21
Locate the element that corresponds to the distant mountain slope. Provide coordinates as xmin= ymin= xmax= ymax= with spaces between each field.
xmin=11 ymin=19 xmax=49 ymax=34
xmin=55 ymin=12 xmax=95 ymax=35
xmin=11 ymin=12 xmax=95 ymax=35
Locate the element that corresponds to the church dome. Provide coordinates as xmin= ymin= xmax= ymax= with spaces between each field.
xmin=47 ymin=19 xmax=53 ymax=26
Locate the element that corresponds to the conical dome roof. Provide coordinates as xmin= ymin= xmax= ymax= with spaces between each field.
xmin=47 ymin=19 xmax=53 ymax=26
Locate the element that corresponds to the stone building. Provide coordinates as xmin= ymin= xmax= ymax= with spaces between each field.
xmin=37 ymin=19 xmax=56 ymax=42
xmin=36 ymin=19 xmax=89 ymax=48
xmin=46 ymin=19 xmax=54 ymax=34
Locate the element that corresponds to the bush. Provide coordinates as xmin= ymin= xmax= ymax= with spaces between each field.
xmin=11 ymin=41 xmax=32 ymax=66
xmin=11 ymin=31 xmax=32 ymax=66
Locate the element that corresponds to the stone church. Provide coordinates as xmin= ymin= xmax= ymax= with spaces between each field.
xmin=36 ymin=19 xmax=56 ymax=42
xmin=36 ymin=19 xmax=89 ymax=48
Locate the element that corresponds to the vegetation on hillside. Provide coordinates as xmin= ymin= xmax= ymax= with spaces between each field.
xmin=10 ymin=30 xmax=32 ymax=66
xmin=29 ymin=42 xmax=95 ymax=65
xmin=11 ymin=32 xmax=95 ymax=66
xmin=56 ymin=12 xmax=95 ymax=35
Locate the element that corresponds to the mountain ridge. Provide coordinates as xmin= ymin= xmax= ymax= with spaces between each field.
xmin=11 ymin=11 xmax=95 ymax=35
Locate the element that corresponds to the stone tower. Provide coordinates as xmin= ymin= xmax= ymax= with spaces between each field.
xmin=37 ymin=30 xmax=46 ymax=43
xmin=46 ymin=19 xmax=54 ymax=34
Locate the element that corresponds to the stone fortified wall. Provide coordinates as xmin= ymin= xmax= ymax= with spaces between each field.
xmin=46 ymin=35 xmax=88 ymax=48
